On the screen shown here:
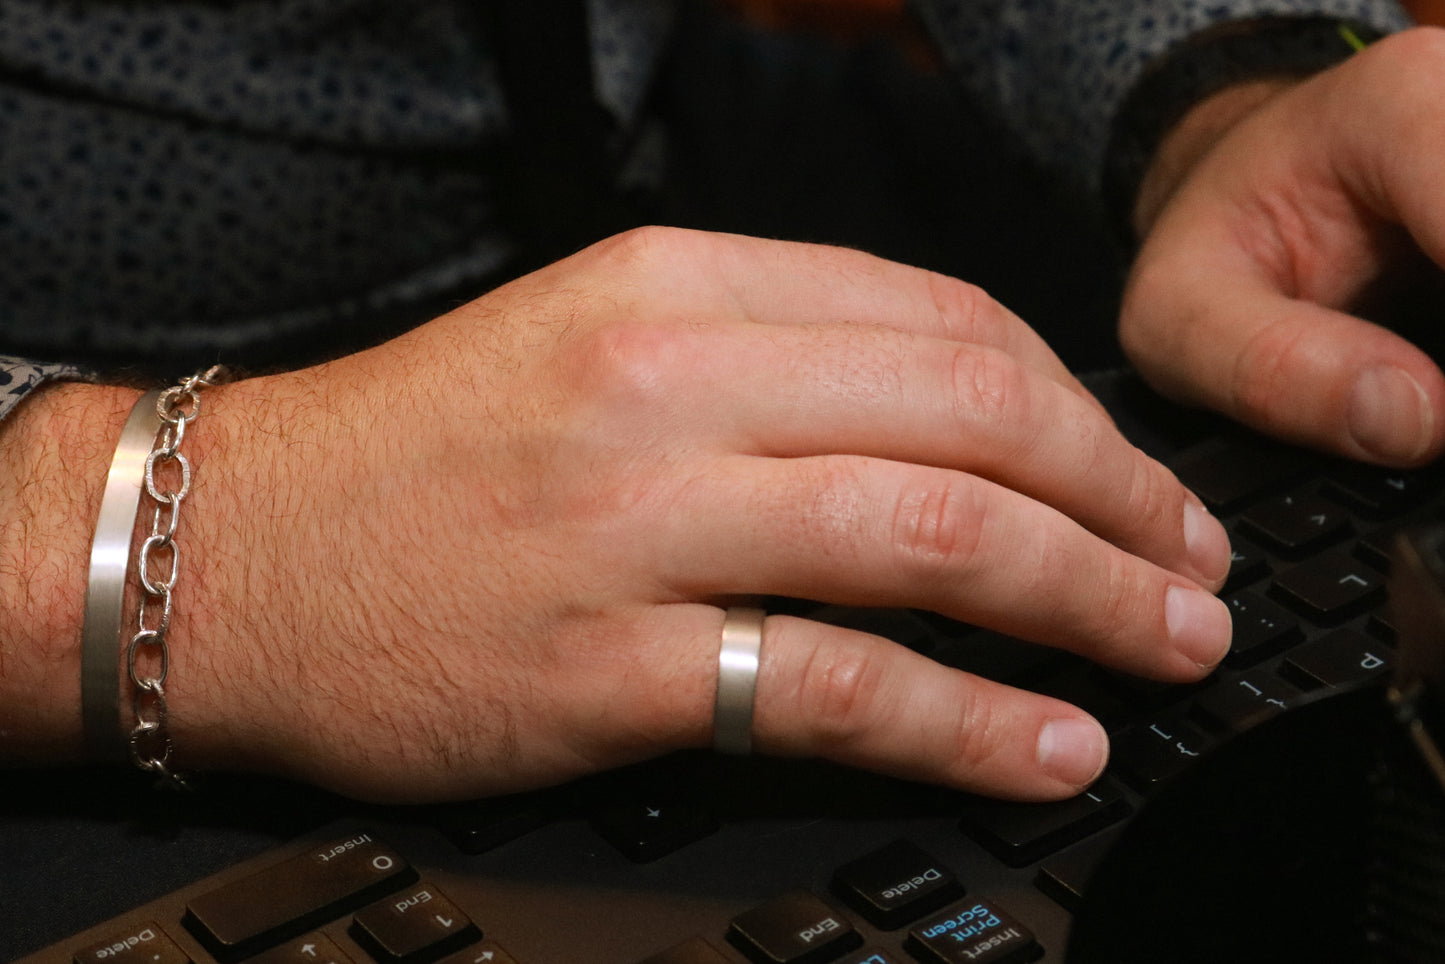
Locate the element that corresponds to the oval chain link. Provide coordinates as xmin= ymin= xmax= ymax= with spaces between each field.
xmin=127 ymin=365 xmax=225 ymax=788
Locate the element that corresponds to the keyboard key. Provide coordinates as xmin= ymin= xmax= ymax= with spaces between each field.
xmin=905 ymin=900 xmax=1039 ymax=964
xmin=184 ymin=832 xmax=416 ymax=961
xmin=249 ymin=935 xmax=355 ymax=964
xmin=1110 ymin=714 xmax=1213 ymax=790
xmin=1356 ymin=523 xmax=1410 ymax=572
xmin=1238 ymin=492 xmax=1351 ymax=558
xmin=959 ymin=779 xmax=1129 ymax=867
xmin=1192 ymin=672 xmax=1303 ymax=733
xmin=1368 ymin=610 xmax=1400 ymax=643
xmin=1223 ymin=591 xmax=1301 ymax=667
xmin=350 ymin=884 xmax=480 ymax=964
xmin=1282 ymin=629 xmax=1393 ymax=689
xmin=1027 ymin=665 xmax=1132 ymax=731
xmin=727 ymin=891 xmax=862 ymax=964
xmin=1172 ymin=438 xmax=1310 ymax=513
xmin=1323 ymin=461 xmax=1432 ymax=518
xmin=434 ymin=795 xmax=547 ymax=855
xmin=638 ymin=938 xmax=732 ymax=964
xmin=1034 ymin=829 xmax=1120 ymax=912
xmin=1223 ymin=534 xmax=1270 ymax=593
xmin=837 ymin=950 xmax=906 ymax=964
xmin=436 ymin=942 xmax=520 ymax=964
xmin=1270 ymin=549 xmax=1385 ymax=624
xmin=591 ymin=798 xmax=720 ymax=863
xmin=74 ymin=923 xmax=191 ymax=964
xmin=831 ymin=839 xmax=964 ymax=929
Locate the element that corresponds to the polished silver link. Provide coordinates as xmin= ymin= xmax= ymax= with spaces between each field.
xmin=127 ymin=628 xmax=169 ymax=689
xmin=138 ymin=533 xmax=180 ymax=597
xmin=126 ymin=364 xmax=225 ymax=789
xmin=150 ymin=495 xmax=181 ymax=545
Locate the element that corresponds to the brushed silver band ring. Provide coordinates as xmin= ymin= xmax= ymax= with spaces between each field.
xmin=714 ymin=607 xmax=766 ymax=755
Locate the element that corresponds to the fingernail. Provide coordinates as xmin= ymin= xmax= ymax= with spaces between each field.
xmin=1348 ymin=366 xmax=1432 ymax=463
xmin=1183 ymin=496 xmax=1230 ymax=588
xmin=1165 ymin=584 xmax=1232 ymax=669
xmin=1037 ymin=717 xmax=1108 ymax=787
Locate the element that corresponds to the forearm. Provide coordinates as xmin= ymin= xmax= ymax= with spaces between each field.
xmin=0 ymin=382 xmax=143 ymax=762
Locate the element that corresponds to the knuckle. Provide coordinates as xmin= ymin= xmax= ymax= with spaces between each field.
xmin=925 ymin=271 xmax=997 ymax=342
xmin=1120 ymin=455 xmax=1182 ymax=549
xmin=888 ymin=476 xmax=987 ymax=585
xmin=1079 ymin=550 xmax=1153 ymax=660
xmin=797 ymin=643 xmax=890 ymax=748
xmin=941 ymin=684 xmax=1009 ymax=776
xmin=1229 ymin=320 xmax=1304 ymax=430
xmin=948 ymin=345 xmax=1027 ymax=428
xmin=570 ymin=317 xmax=692 ymax=405
xmin=589 ymin=224 xmax=704 ymax=278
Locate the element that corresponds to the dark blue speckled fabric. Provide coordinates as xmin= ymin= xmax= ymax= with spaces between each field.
xmin=0 ymin=0 xmax=1412 ymax=421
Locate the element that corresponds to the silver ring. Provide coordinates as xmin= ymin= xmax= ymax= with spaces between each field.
xmin=714 ymin=607 xmax=766 ymax=755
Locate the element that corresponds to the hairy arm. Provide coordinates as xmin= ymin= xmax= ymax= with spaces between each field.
xmin=0 ymin=383 xmax=142 ymax=761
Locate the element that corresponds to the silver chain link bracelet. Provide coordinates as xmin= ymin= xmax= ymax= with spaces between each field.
xmin=126 ymin=365 xmax=226 ymax=787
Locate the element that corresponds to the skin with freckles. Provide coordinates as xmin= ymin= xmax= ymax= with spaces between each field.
xmin=0 ymin=227 xmax=1232 ymax=804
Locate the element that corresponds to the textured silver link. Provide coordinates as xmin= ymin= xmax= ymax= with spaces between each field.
xmin=127 ymin=364 xmax=225 ymax=789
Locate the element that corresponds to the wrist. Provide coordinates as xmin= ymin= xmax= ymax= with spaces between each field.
xmin=0 ymin=382 xmax=145 ymax=763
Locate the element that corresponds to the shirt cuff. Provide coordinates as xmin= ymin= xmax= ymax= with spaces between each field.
xmin=0 ymin=356 xmax=95 ymax=423
xmin=1102 ymin=16 xmax=1387 ymax=239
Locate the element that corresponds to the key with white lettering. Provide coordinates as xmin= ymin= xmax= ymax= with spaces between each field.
xmin=74 ymin=923 xmax=190 ymax=964
xmin=727 ymin=890 xmax=862 ymax=964
xmin=906 ymin=900 xmax=1040 ymax=964
xmin=1193 ymin=672 xmax=1303 ymax=733
xmin=1223 ymin=591 xmax=1301 ymax=667
xmin=247 ymin=934 xmax=354 ymax=964
xmin=1270 ymin=548 xmax=1385 ymax=625
xmin=350 ymin=884 xmax=480 ymax=964
xmin=435 ymin=941 xmax=520 ymax=964
xmin=959 ymin=779 xmax=1128 ymax=868
xmin=1283 ymin=628 xmax=1393 ymax=690
xmin=1238 ymin=492 xmax=1351 ymax=558
xmin=1111 ymin=713 xmax=1214 ymax=790
xmin=183 ymin=832 xmax=415 ymax=962
xmin=831 ymin=839 xmax=964 ymax=929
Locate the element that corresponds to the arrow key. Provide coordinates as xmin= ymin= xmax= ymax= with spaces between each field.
xmin=350 ymin=883 xmax=480 ymax=964
xmin=435 ymin=941 xmax=521 ymax=964
xmin=248 ymin=934 xmax=355 ymax=964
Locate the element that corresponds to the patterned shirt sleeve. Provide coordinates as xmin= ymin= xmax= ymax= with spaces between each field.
xmin=0 ymin=357 xmax=93 ymax=424
xmin=910 ymin=0 xmax=1413 ymax=193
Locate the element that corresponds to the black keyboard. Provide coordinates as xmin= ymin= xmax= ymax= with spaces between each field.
xmin=10 ymin=428 xmax=1435 ymax=964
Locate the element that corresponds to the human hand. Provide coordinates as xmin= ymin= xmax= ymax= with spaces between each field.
xmin=1122 ymin=28 xmax=1445 ymax=467
xmin=160 ymin=227 xmax=1230 ymax=803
